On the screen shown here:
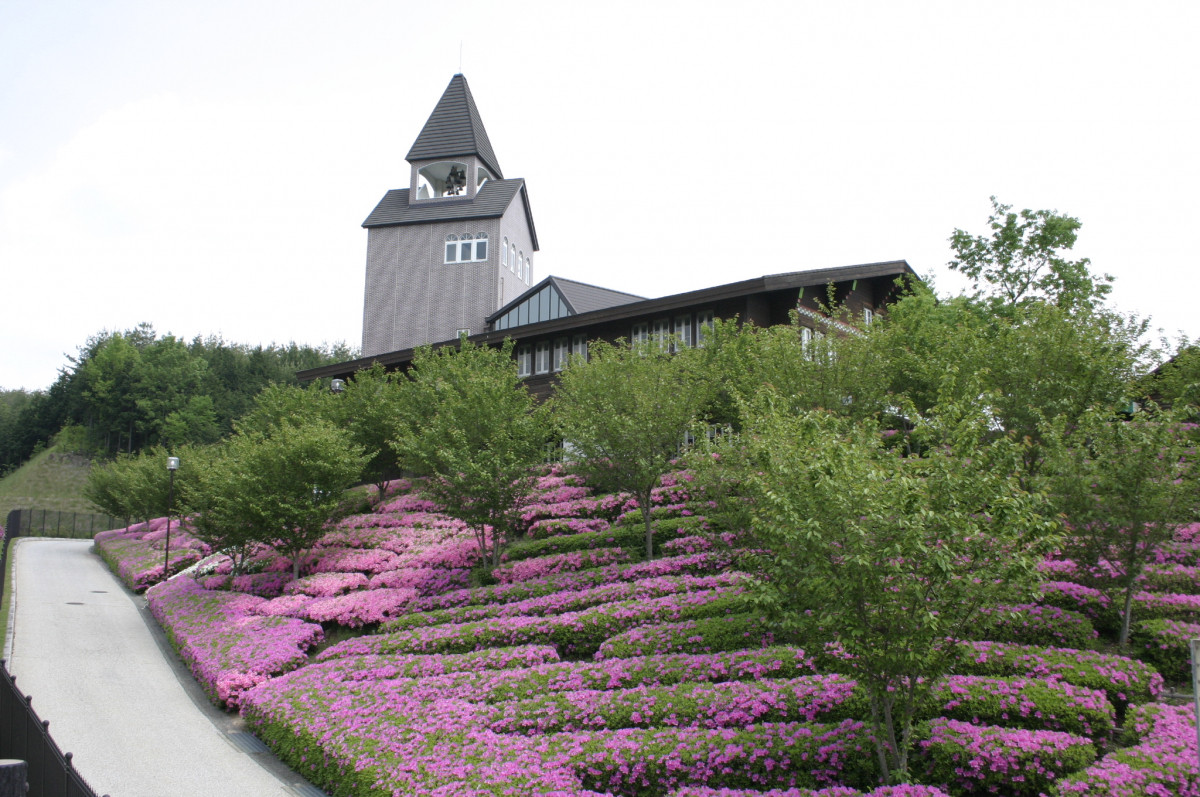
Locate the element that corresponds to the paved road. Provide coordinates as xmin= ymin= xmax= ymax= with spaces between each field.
xmin=4 ymin=538 xmax=325 ymax=797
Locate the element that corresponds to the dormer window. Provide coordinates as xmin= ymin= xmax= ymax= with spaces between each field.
xmin=445 ymin=232 xmax=488 ymax=263
xmin=417 ymin=161 xmax=470 ymax=199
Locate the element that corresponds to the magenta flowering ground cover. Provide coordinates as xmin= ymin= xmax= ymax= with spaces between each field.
xmin=146 ymin=576 xmax=322 ymax=707
xmin=95 ymin=474 xmax=1200 ymax=796
xmin=917 ymin=718 xmax=1096 ymax=796
xmin=94 ymin=518 xmax=209 ymax=591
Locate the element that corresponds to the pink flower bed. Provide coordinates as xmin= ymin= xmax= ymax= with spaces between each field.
xmin=284 ymin=571 xmax=370 ymax=597
xmin=301 ymin=587 xmax=418 ymax=627
xmin=492 ymin=548 xmax=632 ymax=583
xmin=146 ymin=576 xmax=322 ymax=708
xmin=367 ymin=566 xmax=472 ymax=595
xmin=918 ymin=718 xmax=1095 ymax=796
xmin=1056 ymin=703 xmax=1199 ymax=796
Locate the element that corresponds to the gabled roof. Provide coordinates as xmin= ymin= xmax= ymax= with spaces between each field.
xmin=488 ymin=275 xmax=645 ymax=332
xmin=553 ymin=276 xmax=647 ymax=315
xmin=488 ymin=275 xmax=644 ymax=325
xmin=362 ymin=179 xmax=538 ymax=248
xmin=406 ymin=74 xmax=503 ymax=179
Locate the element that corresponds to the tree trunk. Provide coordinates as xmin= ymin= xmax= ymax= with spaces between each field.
xmin=641 ymin=489 xmax=654 ymax=561
xmin=1119 ymin=584 xmax=1136 ymax=647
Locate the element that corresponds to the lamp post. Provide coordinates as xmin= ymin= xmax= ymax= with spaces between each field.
xmin=163 ymin=456 xmax=180 ymax=578
xmin=330 ymin=378 xmax=346 ymax=395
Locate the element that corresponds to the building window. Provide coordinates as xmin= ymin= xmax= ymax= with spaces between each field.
xmin=553 ymin=337 xmax=570 ymax=371
xmin=501 ymin=237 xmax=509 ymax=267
xmin=674 ymin=314 xmax=692 ymax=350
xmin=535 ymin=341 xmax=551 ymax=374
xmin=631 ymin=322 xmax=649 ymax=345
xmin=510 ymin=244 xmax=517 ymax=273
xmin=695 ymin=309 xmax=714 ymax=347
xmin=456 ymin=328 xmax=470 ymax=339
xmin=652 ymin=318 xmax=670 ymax=350
xmin=444 ymin=233 xmax=488 ymax=264
xmin=516 ymin=344 xmax=532 ymax=377
xmin=863 ymin=307 xmax=874 ymax=325
xmin=572 ymin=334 xmax=587 ymax=361
xmin=525 ymin=255 xmax=533 ymax=283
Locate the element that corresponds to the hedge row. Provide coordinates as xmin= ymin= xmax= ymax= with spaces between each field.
xmin=598 ymin=606 xmax=1099 ymax=662
xmin=380 ymin=574 xmax=745 ymax=633
xmin=340 ymin=589 xmax=751 ymax=658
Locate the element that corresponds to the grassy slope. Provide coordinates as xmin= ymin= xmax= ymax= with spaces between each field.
xmin=0 ymin=447 xmax=97 ymax=522
xmin=1 ymin=447 xmax=101 ymax=653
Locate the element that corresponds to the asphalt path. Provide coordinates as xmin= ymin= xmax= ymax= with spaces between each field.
xmin=4 ymin=538 xmax=327 ymax=797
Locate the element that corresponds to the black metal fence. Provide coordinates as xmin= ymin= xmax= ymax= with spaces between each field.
xmin=3 ymin=509 xmax=122 ymax=540
xmin=0 ymin=519 xmax=107 ymax=797
xmin=0 ymin=661 xmax=106 ymax=797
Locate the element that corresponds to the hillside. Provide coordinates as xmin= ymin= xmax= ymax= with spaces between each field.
xmin=92 ymin=469 xmax=1196 ymax=796
xmin=0 ymin=447 xmax=96 ymax=522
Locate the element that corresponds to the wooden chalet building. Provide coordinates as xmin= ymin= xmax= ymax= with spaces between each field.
xmin=299 ymin=75 xmax=918 ymax=394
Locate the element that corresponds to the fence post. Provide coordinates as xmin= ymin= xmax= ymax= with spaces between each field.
xmin=0 ymin=760 xmax=27 ymax=796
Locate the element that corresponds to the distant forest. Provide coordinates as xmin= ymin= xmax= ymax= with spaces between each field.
xmin=0 ymin=323 xmax=354 ymax=473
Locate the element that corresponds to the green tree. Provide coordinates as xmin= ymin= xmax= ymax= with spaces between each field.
xmin=83 ymin=446 xmax=177 ymax=526
xmin=224 ymin=418 xmax=367 ymax=579
xmin=391 ymin=341 xmax=546 ymax=568
xmin=1142 ymin=344 xmax=1200 ymax=418
xmin=724 ymin=401 xmax=1058 ymax=781
xmin=862 ymin=282 xmax=1144 ymax=482
xmin=233 ymin=382 xmax=334 ymax=435
xmin=702 ymin=312 xmax=891 ymax=431
xmin=331 ymin=364 xmax=407 ymax=505
xmin=1048 ymin=405 xmax=1200 ymax=645
xmin=177 ymin=443 xmax=261 ymax=577
xmin=553 ymin=338 xmax=714 ymax=560
xmin=948 ymin=195 xmax=1113 ymax=311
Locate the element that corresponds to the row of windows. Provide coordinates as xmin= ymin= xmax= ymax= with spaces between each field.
xmin=500 ymin=236 xmax=531 ymax=283
xmin=631 ymin=310 xmax=714 ymax=350
xmin=514 ymin=310 xmax=716 ymax=379
xmin=445 ymin=233 xmax=488 ymax=263
xmin=442 ymin=231 xmax=533 ymax=287
xmin=517 ymin=335 xmax=587 ymax=377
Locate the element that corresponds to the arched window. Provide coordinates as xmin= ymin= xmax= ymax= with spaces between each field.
xmin=502 ymin=237 xmax=509 ymax=267
xmin=510 ymin=244 xmax=517 ymax=273
xmin=519 ymin=251 xmax=525 ymax=281
xmin=444 ymin=234 xmax=459 ymax=263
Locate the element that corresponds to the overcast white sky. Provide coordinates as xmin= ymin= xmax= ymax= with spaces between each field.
xmin=2 ymin=0 xmax=1197 ymax=390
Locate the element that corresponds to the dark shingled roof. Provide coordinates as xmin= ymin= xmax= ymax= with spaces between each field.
xmin=487 ymin=275 xmax=644 ymax=324
xmin=362 ymin=178 xmax=525 ymax=228
xmin=406 ymin=74 xmax=503 ymax=179
xmin=552 ymin=276 xmax=646 ymax=316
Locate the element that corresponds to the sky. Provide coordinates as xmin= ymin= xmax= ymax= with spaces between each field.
xmin=2 ymin=0 xmax=1198 ymax=391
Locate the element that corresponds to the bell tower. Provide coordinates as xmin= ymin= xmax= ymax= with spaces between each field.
xmin=361 ymin=75 xmax=539 ymax=357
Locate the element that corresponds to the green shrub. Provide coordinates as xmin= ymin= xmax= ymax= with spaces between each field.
xmin=597 ymin=613 xmax=775 ymax=658
xmin=502 ymin=524 xmax=646 ymax=563
xmin=1129 ymin=617 xmax=1198 ymax=681
xmin=373 ymin=590 xmax=751 ymax=657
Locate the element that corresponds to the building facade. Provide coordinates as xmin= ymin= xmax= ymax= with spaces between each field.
xmin=361 ymin=74 xmax=540 ymax=356
xmin=307 ymin=75 xmax=918 ymax=390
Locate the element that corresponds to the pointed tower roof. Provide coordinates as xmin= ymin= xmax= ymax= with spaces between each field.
xmin=406 ymin=74 xmax=503 ymax=179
